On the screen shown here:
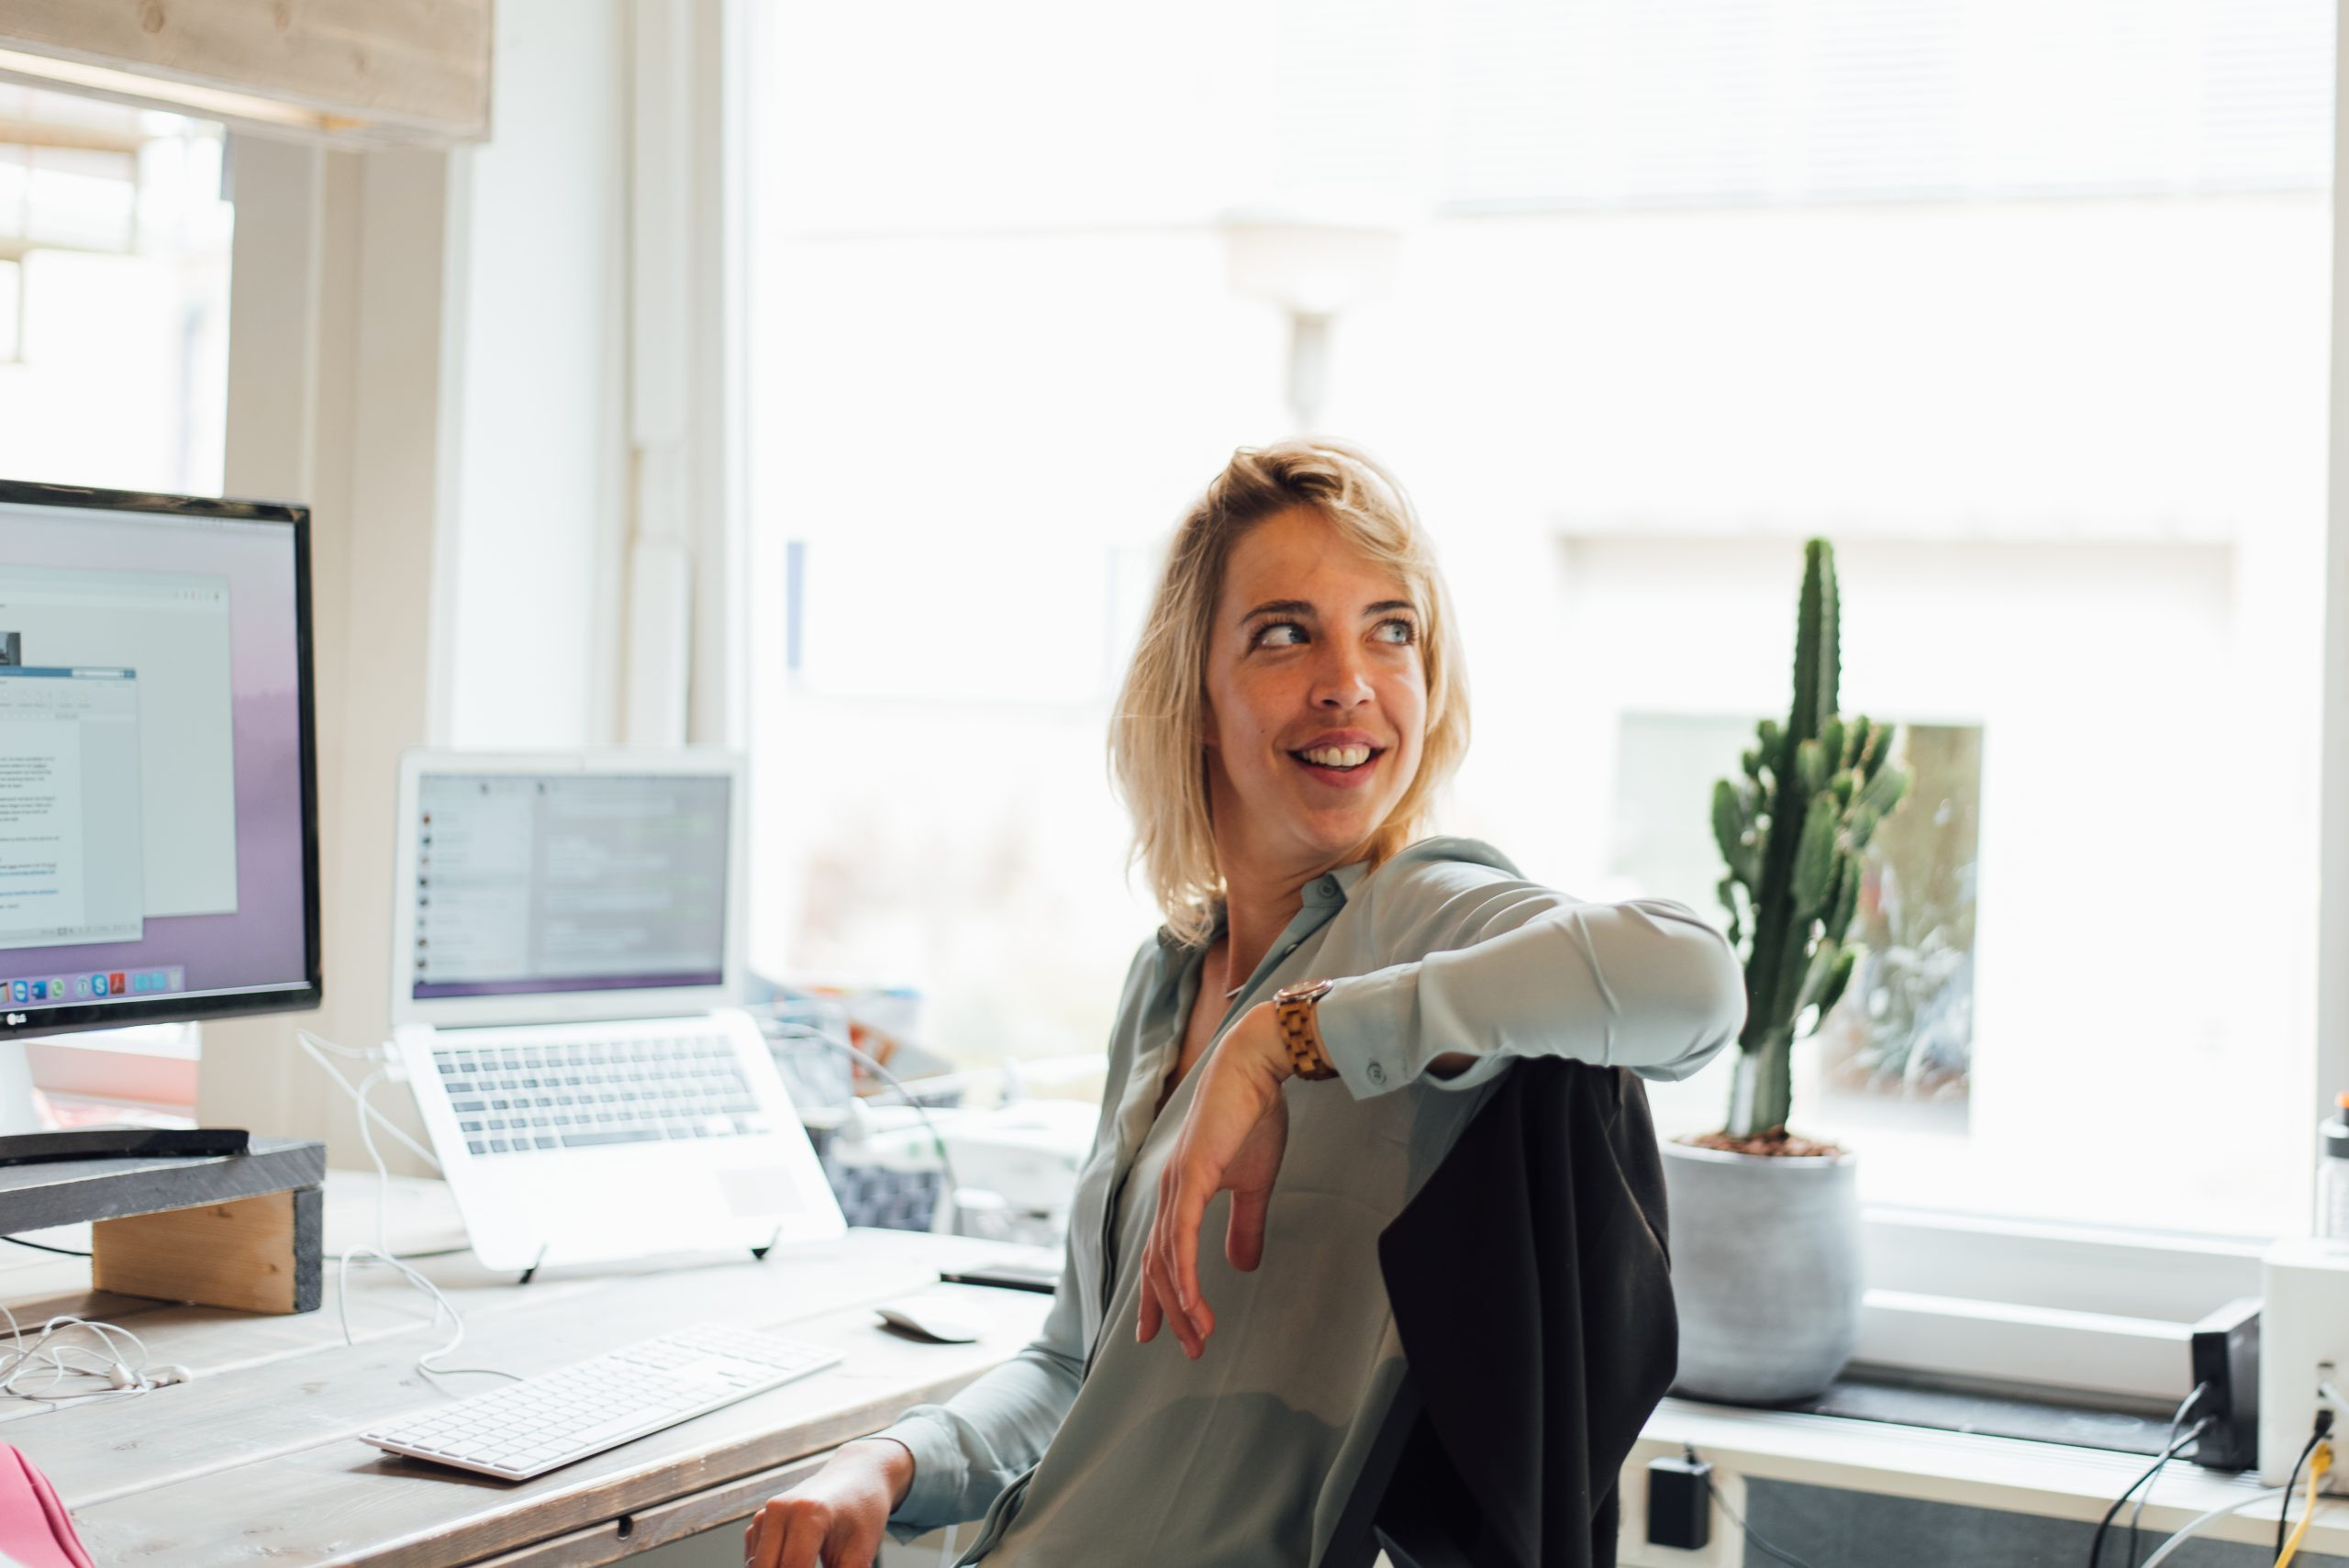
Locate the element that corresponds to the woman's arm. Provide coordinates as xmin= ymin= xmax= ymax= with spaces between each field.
xmin=869 ymin=1255 xmax=1089 ymax=1543
xmin=1133 ymin=860 xmax=1747 ymax=1356
xmin=1315 ymin=863 xmax=1747 ymax=1099
xmin=752 ymin=1262 xmax=1090 ymax=1562
xmin=865 ymin=937 xmax=1158 ymax=1540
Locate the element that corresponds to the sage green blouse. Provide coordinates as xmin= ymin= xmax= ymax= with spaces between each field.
xmin=874 ymin=836 xmax=1745 ymax=1566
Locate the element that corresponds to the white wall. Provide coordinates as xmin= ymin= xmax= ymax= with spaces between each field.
xmin=200 ymin=139 xmax=464 ymax=1167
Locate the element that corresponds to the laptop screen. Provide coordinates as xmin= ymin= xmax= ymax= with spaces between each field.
xmin=409 ymin=771 xmax=732 ymax=1001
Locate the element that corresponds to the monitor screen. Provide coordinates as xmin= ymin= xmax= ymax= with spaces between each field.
xmin=408 ymin=771 xmax=732 ymax=1001
xmin=0 ymin=483 xmax=318 ymax=1036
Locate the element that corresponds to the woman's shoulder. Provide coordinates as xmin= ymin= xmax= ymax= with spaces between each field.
xmin=1365 ymin=834 xmax=1531 ymax=898
xmin=1341 ymin=835 xmax=1563 ymax=959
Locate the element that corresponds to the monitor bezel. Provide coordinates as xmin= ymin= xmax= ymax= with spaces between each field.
xmin=0 ymin=479 xmax=324 ymax=1041
xmin=389 ymin=749 xmax=749 ymax=1030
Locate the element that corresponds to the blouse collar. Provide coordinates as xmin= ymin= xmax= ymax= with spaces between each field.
xmin=1153 ymin=853 xmax=1376 ymax=953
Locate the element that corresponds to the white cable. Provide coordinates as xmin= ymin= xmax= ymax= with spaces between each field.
xmin=6 ymin=1328 xmax=133 ymax=1396
xmin=2127 ymin=1385 xmax=2210 ymax=1553
xmin=761 ymin=1018 xmax=970 ymax=1229
xmin=296 ymin=1030 xmax=442 ymax=1172
xmin=297 ymin=1029 xmax=373 ymax=1060
xmin=0 ymin=1299 xmax=158 ymax=1408
xmin=2133 ymin=1485 xmax=2300 ymax=1567
xmin=934 ymin=1523 xmax=960 ymax=1568
xmin=328 ymin=1061 xmax=518 ymax=1388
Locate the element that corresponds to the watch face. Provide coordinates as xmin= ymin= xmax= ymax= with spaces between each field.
xmin=1278 ymin=978 xmax=1332 ymax=1005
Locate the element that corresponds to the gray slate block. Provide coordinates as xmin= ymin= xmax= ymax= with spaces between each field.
xmin=0 ymin=1136 xmax=326 ymax=1233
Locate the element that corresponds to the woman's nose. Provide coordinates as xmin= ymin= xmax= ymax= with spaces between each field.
xmin=1311 ymin=644 xmax=1375 ymax=708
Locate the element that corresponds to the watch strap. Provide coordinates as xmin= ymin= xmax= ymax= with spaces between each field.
xmin=1275 ymin=980 xmax=1340 ymax=1081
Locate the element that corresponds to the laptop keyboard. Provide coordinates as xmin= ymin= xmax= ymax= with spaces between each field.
xmin=434 ymin=1031 xmax=770 ymax=1157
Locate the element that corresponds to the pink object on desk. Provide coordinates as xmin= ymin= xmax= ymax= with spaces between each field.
xmin=0 ymin=1445 xmax=94 ymax=1568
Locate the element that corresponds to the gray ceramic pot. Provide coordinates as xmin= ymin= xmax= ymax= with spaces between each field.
xmin=1658 ymin=1137 xmax=1862 ymax=1405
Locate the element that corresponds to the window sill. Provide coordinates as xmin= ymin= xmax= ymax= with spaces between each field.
xmin=1762 ymin=1364 xmax=2180 ymax=1454
xmin=1629 ymin=1390 xmax=2340 ymax=1563
xmin=1854 ymin=1207 xmax=2266 ymax=1401
xmin=24 ymin=1023 xmax=199 ymax=1122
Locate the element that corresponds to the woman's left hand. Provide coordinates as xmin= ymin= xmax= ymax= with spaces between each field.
xmin=1137 ymin=1001 xmax=1294 ymax=1360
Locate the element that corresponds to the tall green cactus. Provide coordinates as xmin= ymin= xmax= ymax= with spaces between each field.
xmin=1709 ymin=539 xmax=1911 ymax=1140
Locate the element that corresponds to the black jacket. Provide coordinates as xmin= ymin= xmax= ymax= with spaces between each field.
xmin=1338 ymin=1058 xmax=1679 ymax=1568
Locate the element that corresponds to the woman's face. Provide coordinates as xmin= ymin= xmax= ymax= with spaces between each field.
xmin=1201 ymin=505 xmax=1430 ymax=884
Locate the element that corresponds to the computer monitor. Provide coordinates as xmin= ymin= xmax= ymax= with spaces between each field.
xmin=0 ymin=481 xmax=321 ymax=1062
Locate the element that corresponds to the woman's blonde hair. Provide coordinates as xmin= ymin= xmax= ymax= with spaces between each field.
xmin=1108 ymin=439 xmax=1471 ymax=946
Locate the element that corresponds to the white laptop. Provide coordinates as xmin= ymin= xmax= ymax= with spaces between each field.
xmin=390 ymin=749 xmax=845 ymax=1273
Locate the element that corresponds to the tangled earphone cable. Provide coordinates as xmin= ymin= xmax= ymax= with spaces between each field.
xmin=0 ymin=1301 xmax=190 ymax=1407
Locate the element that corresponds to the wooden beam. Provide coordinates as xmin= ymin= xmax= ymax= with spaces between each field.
xmin=0 ymin=116 xmax=142 ymax=156
xmin=0 ymin=0 xmax=491 ymax=147
xmin=91 ymin=1186 xmax=323 ymax=1314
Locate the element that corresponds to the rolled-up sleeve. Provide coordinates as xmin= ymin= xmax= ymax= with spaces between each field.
xmin=1314 ymin=864 xmax=1747 ymax=1100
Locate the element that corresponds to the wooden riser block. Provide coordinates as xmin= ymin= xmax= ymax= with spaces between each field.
xmin=91 ymin=1185 xmax=322 ymax=1314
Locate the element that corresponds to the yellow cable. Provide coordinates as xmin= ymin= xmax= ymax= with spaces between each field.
xmin=2276 ymin=1440 xmax=2332 ymax=1568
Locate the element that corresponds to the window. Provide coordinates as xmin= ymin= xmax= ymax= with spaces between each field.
xmin=1572 ymin=535 xmax=2290 ymax=1241
xmin=0 ymin=86 xmax=234 ymax=1125
xmin=0 ymin=87 xmax=231 ymax=495
xmin=740 ymin=1 xmax=2332 ymax=1366
xmin=0 ymin=259 xmax=21 ymax=363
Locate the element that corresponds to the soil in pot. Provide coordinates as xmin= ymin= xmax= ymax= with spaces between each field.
xmin=1675 ymin=1128 xmax=1847 ymax=1158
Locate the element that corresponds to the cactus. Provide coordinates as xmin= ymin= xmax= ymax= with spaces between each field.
xmin=1708 ymin=539 xmax=1911 ymax=1140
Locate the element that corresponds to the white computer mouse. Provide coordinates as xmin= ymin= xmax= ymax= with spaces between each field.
xmin=875 ymin=1298 xmax=984 ymax=1343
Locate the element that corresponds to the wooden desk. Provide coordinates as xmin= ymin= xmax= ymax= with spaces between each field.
xmin=1 ymin=1173 xmax=1051 ymax=1568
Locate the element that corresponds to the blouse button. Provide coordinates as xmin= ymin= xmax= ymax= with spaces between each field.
xmin=1367 ymin=1062 xmax=1386 ymax=1084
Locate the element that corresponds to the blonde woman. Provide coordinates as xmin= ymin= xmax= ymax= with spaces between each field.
xmin=747 ymin=440 xmax=1745 ymax=1568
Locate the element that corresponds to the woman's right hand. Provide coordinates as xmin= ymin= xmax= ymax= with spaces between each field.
xmin=744 ymin=1437 xmax=915 ymax=1568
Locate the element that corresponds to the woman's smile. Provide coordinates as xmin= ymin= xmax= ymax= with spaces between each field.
xmin=1285 ymin=729 xmax=1388 ymax=789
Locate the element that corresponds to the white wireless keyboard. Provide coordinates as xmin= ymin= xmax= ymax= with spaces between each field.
xmin=360 ymin=1324 xmax=843 ymax=1480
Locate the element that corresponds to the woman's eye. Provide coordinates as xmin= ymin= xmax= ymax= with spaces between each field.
xmin=1375 ymin=618 xmax=1418 ymax=644
xmin=1252 ymin=621 xmax=1307 ymax=647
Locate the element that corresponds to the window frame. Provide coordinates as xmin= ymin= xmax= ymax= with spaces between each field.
xmin=2316 ymin=0 xmax=2349 ymax=1392
xmin=1854 ymin=1209 xmax=2264 ymax=1401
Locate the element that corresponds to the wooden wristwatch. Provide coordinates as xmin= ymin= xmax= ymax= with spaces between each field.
xmin=1273 ymin=978 xmax=1340 ymax=1081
